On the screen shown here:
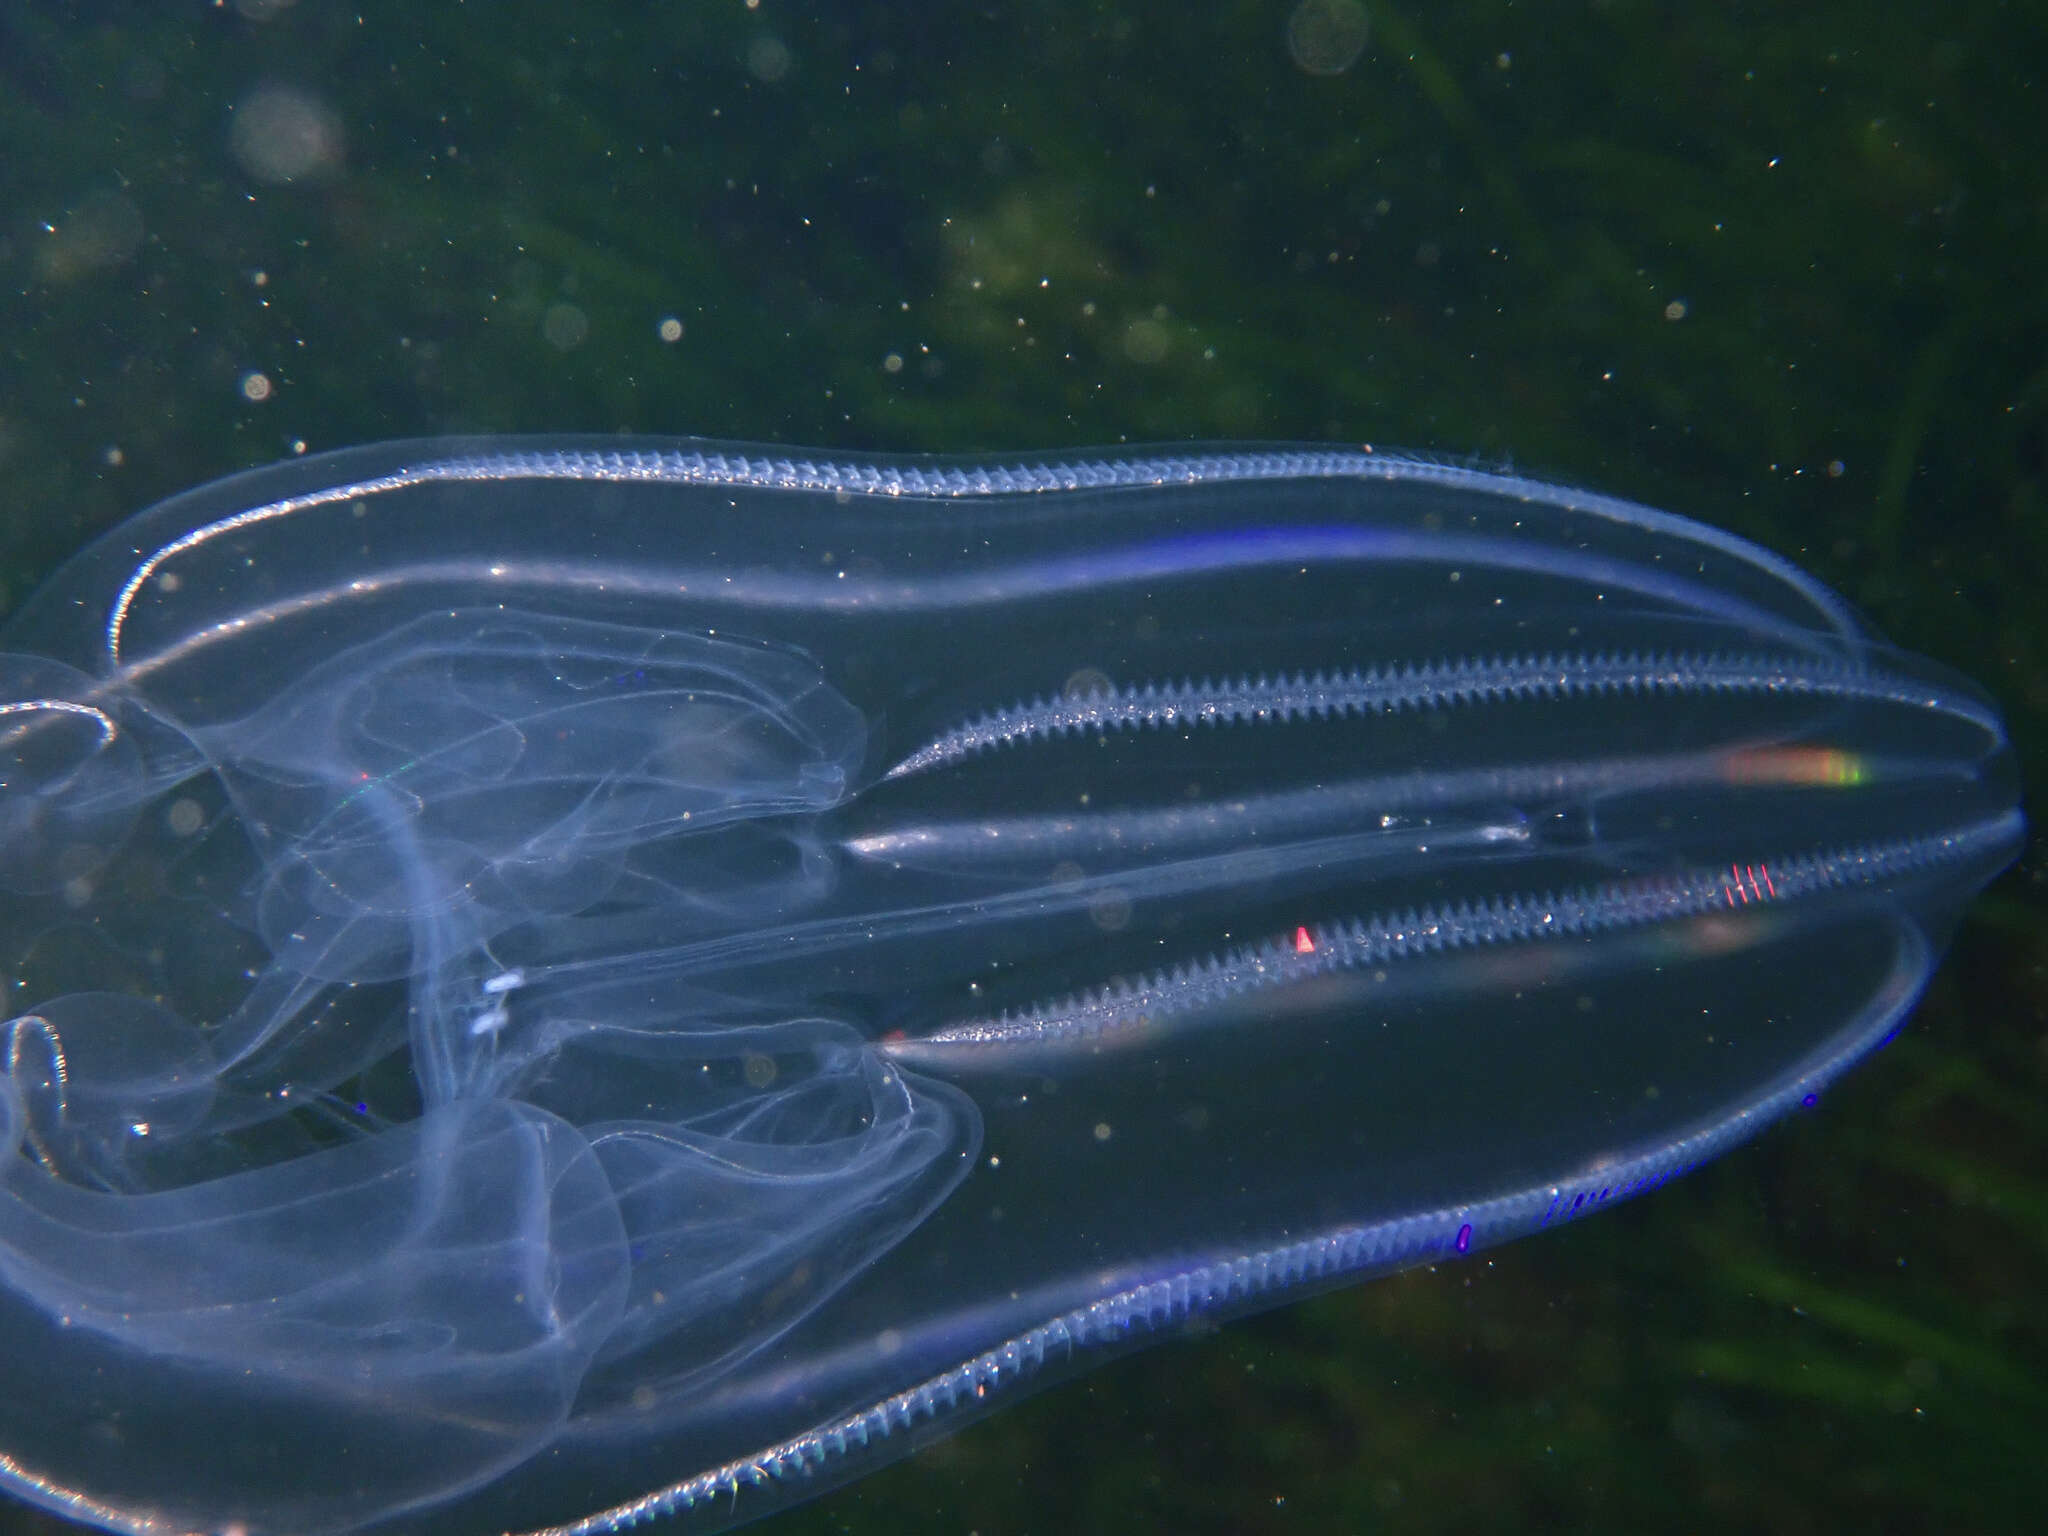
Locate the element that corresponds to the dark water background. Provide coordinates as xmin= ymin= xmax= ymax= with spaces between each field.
xmin=0 ymin=2 xmax=2041 ymax=1532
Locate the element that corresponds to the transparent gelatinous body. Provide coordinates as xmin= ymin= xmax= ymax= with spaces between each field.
xmin=0 ymin=441 xmax=2020 ymax=1536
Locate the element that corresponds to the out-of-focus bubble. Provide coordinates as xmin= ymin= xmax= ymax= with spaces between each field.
xmin=239 ymin=371 xmax=274 ymax=403
xmin=34 ymin=190 xmax=145 ymax=282
xmin=1062 ymin=667 xmax=1115 ymax=701
xmin=543 ymin=304 xmax=591 ymax=351
xmin=656 ymin=316 xmax=685 ymax=343
xmin=747 ymin=36 xmax=792 ymax=82
xmin=1121 ymin=316 xmax=1171 ymax=365
xmin=228 ymin=84 xmax=345 ymax=185
xmin=1287 ymin=0 xmax=1371 ymax=76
